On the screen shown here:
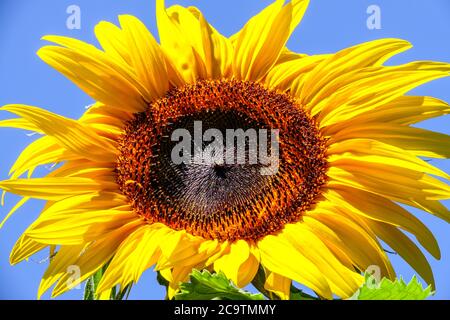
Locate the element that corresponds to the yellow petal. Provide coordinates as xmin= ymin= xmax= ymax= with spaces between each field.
xmin=98 ymin=289 xmax=112 ymax=300
xmin=197 ymin=12 xmax=233 ymax=79
xmin=0 ymin=177 xmax=117 ymax=201
xmin=10 ymin=234 xmax=47 ymax=265
xmin=329 ymin=124 xmax=450 ymax=159
xmin=39 ymin=192 xmax=128 ymax=218
xmin=118 ymin=15 xmax=169 ymax=99
xmin=264 ymin=271 xmax=291 ymax=300
xmin=8 ymin=136 xmax=76 ymax=180
xmin=156 ymin=230 xmax=204 ymax=269
xmin=0 ymin=118 xmax=41 ymax=132
xmin=328 ymin=139 xmax=450 ymax=180
xmin=411 ymin=198 xmax=450 ymax=224
xmin=156 ymin=0 xmax=202 ymax=83
xmin=1 ymin=105 xmax=117 ymax=162
xmin=165 ymin=5 xmax=233 ymax=79
xmin=233 ymin=0 xmax=309 ymax=81
xmin=78 ymin=104 xmax=127 ymax=140
xmin=38 ymin=43 xmax=148 ymax=112
xmin=0 ymin=196 xmax=29 ymax=228
xmin=317 ymin=67 xmax=448 ymax=126
xmin=38 ymin=245 xmax=85 ymax=299
xmin=51 ymin=220 xmax=143 ymax=297
xmin=365 ymin=220 xmax=435 ymax=289
xmin=97 ymin=224 xmax=165 ymax=293
xmin=326 ymin=96 xmax=450 ymax=133
xmin=258 ymin=233 xmax=333 ymax=299
xmin=197 ymin=240 xmax=221 ymax=260
xmin=330 ymin=167 xmax=450 ymax=223
xmin=25 ymin=209 xmax=137 ymax=245
xmin=94 ymin=21 xmax=131 ymax=65
xmin=328 ymin=163 xmax=450 ymax=202
xmin=80 ymin=102 xmax=131 ymax=127
xmin=276 ymin=47 xmax=308 ymax=64
xmin=296 ymin=39 xmax=412 ymax=104
xmin=165 ymin=265 xmax=196 ymax=299
xmin=46 ymin=161 xmax=114 ymax=180
xmin=288 ymin=0 xmax=310 ymax=32
xmin=265 ymin=54 xmax=328 ymax=92
xmin=309 ymin=209 xmax=395 ymax=280
xmin=283 ymin=223 xmax=363 ymax=298
xmin=301 ymin=216 xmax=356 ymax=270
xmin=204 ymin=241 xmax=230 ymax=267
xmin=324 ymin=186 xmax=440 ymax=259
xmin=214 ymin=240 xmax=260 ymax=288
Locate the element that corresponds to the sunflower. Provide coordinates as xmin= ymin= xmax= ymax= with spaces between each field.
xmin=1 ymin=0 xmax=450 ymax=300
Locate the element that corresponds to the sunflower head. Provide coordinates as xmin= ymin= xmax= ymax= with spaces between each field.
xmin=1 ymin=0 xmax=450 ymax=300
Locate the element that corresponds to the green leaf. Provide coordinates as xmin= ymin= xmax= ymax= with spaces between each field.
xmin=175 ymin=269 xmax=265 ymax=300
xmin=83 ymin=277 xmax=96 ymax=300
xmin=352 ymin=274 xmax=433 ymax=300
xmin=83 ymin=267 xmax=106 ymax=300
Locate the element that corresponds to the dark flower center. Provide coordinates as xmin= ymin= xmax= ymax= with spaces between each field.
xmin=116 ymin=80 xmax=328 ymax=242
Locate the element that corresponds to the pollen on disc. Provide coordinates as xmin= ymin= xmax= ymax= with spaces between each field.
xmin=116 ymin=79 xmax=328 ymax=242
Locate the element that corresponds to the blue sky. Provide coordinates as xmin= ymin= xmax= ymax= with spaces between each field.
xmin=0 ymin=0 xmax=449 ymax=300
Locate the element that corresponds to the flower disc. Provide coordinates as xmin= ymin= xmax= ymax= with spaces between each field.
xmin=116 ymin=80 xmax=328 ymax=241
